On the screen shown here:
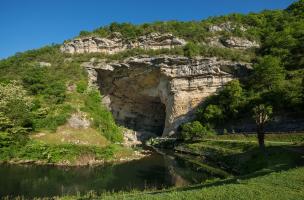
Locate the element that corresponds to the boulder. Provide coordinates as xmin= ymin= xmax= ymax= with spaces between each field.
xmin=221 ymin=37 xmax=260 ymax=49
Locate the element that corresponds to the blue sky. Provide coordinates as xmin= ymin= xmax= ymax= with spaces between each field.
xmin=0 ymin=0 xmax=295 ymax=59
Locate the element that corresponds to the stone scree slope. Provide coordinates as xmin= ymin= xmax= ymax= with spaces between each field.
xmin=82 ymin=56 xmax=251 ymax=136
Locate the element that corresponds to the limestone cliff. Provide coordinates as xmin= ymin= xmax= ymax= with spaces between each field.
xmin=61 ymin=31 xmax=255 ymax=138
xmin=204 ymin=36 xmax=260 ymax=49
xmin=61 ymin=32 xmax=186 ymax=54
xmin=82 ymin=56 xmax=251 ymax=136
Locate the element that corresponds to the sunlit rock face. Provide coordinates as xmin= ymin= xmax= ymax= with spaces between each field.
xmin=60 ymin=32 xmax=186 ymax=54
xmin=204 ymin=36 xmax=260 ymax=49
xmin=82 ymin=56 xmax=251 ymax=136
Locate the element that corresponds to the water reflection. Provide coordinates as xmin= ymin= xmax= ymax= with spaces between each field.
xmin=0 ymin=151 xmax=220 ymax=198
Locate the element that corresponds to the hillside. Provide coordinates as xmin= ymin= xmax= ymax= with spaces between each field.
xmin=0 ymin=0 xmax=304 ymax=199
xmin=0 ymin=0 xmax=303 ymax=164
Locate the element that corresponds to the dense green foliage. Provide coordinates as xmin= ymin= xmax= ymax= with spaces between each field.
xmin=0 ymin=45 xmax=80 ymax=132
xmin=0 ymin=82 xmax=33 ymax=131
xmin=181 ymin=121 xmax=215 ymax=141
xmin=0 ymin=44 xmax=123 ymax=144
xmin=82 ymin=90 xmax=123 ymax=143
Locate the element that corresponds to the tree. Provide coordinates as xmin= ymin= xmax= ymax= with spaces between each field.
xmin=252 ymin=56 xmax=285 ymax=91
xmin=286 ymin=0 xmax=304 ymax=18
xmin=0 ymin=112 xmax=12 ymax=131
xmin=79 ymin=30 xmax=91 ymax=37
xmin=183 ymin=42 xmax=200 ymax=58
xmin=219 ymin=80 xmax=244 ymax=118
xmin=252 ymin=104 xmax=273 ymax=150
xmin=201 ymin=104 xmax=224 ymax=126
xmin=181 ymin=121 xmax=214 ymax=141
xmin=0 ymin=81 xmax=33 ymax=130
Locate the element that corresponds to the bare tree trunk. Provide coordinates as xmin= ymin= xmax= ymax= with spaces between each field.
xmin=257 ymin=125 xmax=265 ymax=150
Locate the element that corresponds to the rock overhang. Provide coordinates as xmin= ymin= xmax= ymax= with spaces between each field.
xmin=82 ymin=55 xmax=251 ymax=137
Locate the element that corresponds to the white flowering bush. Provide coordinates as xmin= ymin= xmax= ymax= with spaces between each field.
xmin=0 ymin=81 xmax=33 ymax=131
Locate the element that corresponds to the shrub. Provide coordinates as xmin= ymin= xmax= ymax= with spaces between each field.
xmin=181 ymin=121 xmax=215 ymax=141
xmin=33 ymin=104 xmax=73 ymax=131
xmin=82 ymin=89 xmax=123 ymax=143
xmin=76 ymin=80 xmax=87 ymax=93
xmin=0 ymin=81 xmax=33 ymax=129
xmin=183 ymin=42 xmax=200 ymax=58
xmin=0 ymin=132 xmax=14 ymax=148
xmin=44 ymin=81 xmax=66 ymax=103
xmin=200 ymin=104 xmax=224 ymax=126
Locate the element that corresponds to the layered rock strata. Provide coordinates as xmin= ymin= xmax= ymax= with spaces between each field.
xmin=61 ymin=32 xmax=186 ymax=54
xmin=82 ymin=56 xmax=251 ymax=136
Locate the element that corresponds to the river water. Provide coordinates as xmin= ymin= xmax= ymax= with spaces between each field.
xmin=0 ymin=150 xmax=221 ymax=198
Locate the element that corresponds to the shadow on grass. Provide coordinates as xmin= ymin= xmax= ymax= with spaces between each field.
xmin=148 ymin=144 xmax=304 ymax=195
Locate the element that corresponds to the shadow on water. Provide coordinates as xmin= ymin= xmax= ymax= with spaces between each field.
xmin=0 ymin=149 xmax=225 ymax=198
xmin=148 ymin=145 xmax=304 ymax=195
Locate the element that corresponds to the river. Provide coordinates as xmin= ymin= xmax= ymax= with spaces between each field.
xmin=0 ymin=149 xmax=222 ymax=198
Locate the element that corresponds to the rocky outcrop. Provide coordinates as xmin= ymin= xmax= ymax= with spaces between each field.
xmin=204 ymin=36 xmax=260 ymax=49
xmin=68 ymin=112 xmax=91 ymax=129
xmin=221 ymin=37 xmax=260 ymax=49
xmin=83 ymin=56 xmax=251 ymax=137
xmin=208 ymin=22 xmax=247 ymax=33
xmin=61 ymin=32 xmax=186 ymax=54
xmin=37 ymin=62 xmax=52 ymax=67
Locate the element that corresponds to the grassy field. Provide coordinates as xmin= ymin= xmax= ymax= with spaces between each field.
xmin=175 ymin=134 xmax=304 ymax=175
xmin=0 ymin=124 xmax=133 ymax=166
xmin=59 ymin=167 xmax=304 ymax=200
xmin=30 ymin=125 xmax=109 ymax=147
xmin=205 ymin=133 xmax=304 ymax=144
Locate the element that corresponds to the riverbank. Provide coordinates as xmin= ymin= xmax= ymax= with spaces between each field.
xmin=163 ymin=133 xmax=304 ymax=176
xmin=0 ymin=150 xmax=149 ymax=167
xmin=59 ymin=166 xmax=304 ymax=200
xmin=0 ymin=140 xmax=151 ymax=167
xmin=58 ymin=133 xmax=304 ymax=200
xmin=1 ymin=133 xmax=304 ymax=199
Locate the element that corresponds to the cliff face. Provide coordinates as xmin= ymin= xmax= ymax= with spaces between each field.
xmin=60 ymin=32 xmax=186 ymax=54
xmin=62 ymin=31 xmax=255 ymax=137
xmin=82 ymin=56 xmax=250 ymax=136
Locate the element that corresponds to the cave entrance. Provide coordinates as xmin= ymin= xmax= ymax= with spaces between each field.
xmin=96 ymin=67 xmax=167 ymax=137
xmin=113 ymin=96 xmax=166 ymax=137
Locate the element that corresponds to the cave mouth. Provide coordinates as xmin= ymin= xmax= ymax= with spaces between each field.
xmin=96 ymin=67 xmax=167 ymax=137
xmin=112 ymin=96 xmax=166 ymax=137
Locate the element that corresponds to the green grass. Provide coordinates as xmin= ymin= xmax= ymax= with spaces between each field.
xmin=30 ymin=125 xmax=109 ymax=147
xmin=0 ymin=140 xmax=133 ymax=165
xmin=175 ymin=135 xmax=304 ymax=175
xmin=205 ymin=133 xmax=304 ymax=144
xmin=82 ymin=89 xmax=123 ymax=143
xmin=58 ymin=167 xmax=304 ymax=200
xmin=58 ymin=135 xmax=304 ymax=200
